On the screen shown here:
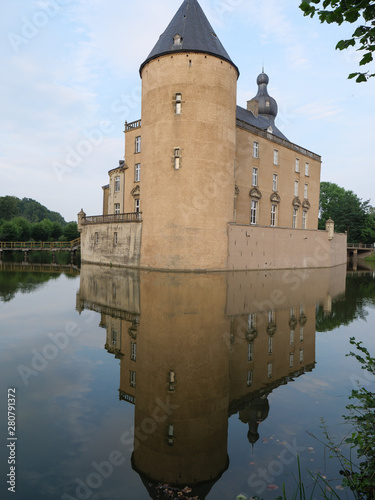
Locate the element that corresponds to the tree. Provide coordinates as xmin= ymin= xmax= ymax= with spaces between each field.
xmin=300 ymin=0 xmax=375 ymax=82
xmin=31 ymin=221 xmax=51 ymax=241
xmin=12 ymin=217 xmax=31 ymax=241
xmin=0 ymin=196 xmax=19 ymax=221
xmin=0 ymin=221 xmax=20 ymax=241
xmin=319 ymin=181 xmax=375 ymax=243
xmin=63 ymin=222 xmax=79 ymax=241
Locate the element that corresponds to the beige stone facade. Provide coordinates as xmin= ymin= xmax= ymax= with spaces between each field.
xmin=79 ymin=0 xmax=347 ymax=271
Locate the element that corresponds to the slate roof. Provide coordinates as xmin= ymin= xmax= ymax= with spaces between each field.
xmin=236 ymin=105 xmax=289 ymax=141
xmin=140 ymin=0 xmax=239 ymax=76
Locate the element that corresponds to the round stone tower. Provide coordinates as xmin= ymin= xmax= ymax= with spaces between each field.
xmin=139 ymin=0 xmax=239 ymax=270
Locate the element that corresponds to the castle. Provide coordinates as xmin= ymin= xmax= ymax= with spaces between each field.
xmin=78 ymin=0 xmax=347 ymax=271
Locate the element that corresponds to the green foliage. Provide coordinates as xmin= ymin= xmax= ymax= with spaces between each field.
xmin=299 ymin=0 xmax=375 ymax=82
xmin=0 ymin=196 xmax=66 ymax=225
xmin=63 ymin=222 xmax=79 ymax=241
xmin=12 ymin=217 xmax=32 ymax=241
xmin=342 ymin=338 xmax=375 ymax=498
xmin=319 ymin=182 xmax=375 ymax=243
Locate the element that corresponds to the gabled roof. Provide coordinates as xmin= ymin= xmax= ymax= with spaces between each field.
xmin=140 ymin=0 xmax=239 ymax=76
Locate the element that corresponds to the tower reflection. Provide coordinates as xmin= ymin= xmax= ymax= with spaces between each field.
xmin=77 ymin=264 xmax=346 ymax=498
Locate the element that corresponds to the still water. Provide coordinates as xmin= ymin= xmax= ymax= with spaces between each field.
xmin=1 ymin=259 xmax=375 ymax=500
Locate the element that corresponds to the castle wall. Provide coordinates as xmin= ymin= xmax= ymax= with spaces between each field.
xmin=228 ymin=225 xmax=347 ymax=271
xmin=80 ymin=222 xmax=142 ymax=268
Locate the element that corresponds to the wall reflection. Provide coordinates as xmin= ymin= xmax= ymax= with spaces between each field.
xmin=76 ymin=264 xmax=346 ymax=498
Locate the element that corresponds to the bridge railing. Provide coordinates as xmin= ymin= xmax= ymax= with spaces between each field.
xmin=347 ymin=243 xmax=374 ymax=249
xmin=0 ymin=239 xmax=81 ymax=250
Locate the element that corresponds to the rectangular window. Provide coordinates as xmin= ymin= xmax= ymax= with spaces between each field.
xmin=247 ymin=370 xmax=253 ymax=387
xmin=114 ymin=203 xmax=120 ymax=215
xmin=114 ymin=232 xmax=118 ymax=246
xmin=250 ymin=200 xmax=258 ymax=225
xmin=248 ymin=313 xmax=256 ymax=329
xmin=95 ymin=232 xmax=99 ymax=244
xmin=252 ymin=167 xmax=258 ymax=187
xmin=273 ymin=149 xmax=279 ymax=165
xmin=114 ymin=176 xmax=120 ymax=192
xmin=271 ymin=205 xmax=277 ymax=227
xmin=131 ymin=342 xmax=137 ymax=362
xmin=135 ymin=136 xmax=141 ymax=153
xmin=248 ymin=342 xmax=253 ymax=362
xmin=135 ymin=199 xmax=140 ymax=213
xmin=290 ymin=330 xmax=295 ymax=346
xmin=300 ymin=349 xmax=304 ymax=363
xmin=304 ymin=184 xmax=308 ymax=199
xmin=253 ymin=141 xmax=259 ymax=158
xmin=135 ymin=163 xmax=141 ymax=182
xmin=294 ymin=180 xmax=299 ymax=197
xmin=174 ymin=148 xmax=181 ymax=170
xmin=293 ymin=208 xmax=298 ymax=228
xmin=300 ymin=327 xmax=304 ymax=343
xmin=295 ymin=158 xmax=300 ymax=173
xmin=272 ymin=173 xmax=278 ymax=192
xmin=111 ymin=329 xmax=117 ymax=345
xmin=268 ymin=336 xmax=273 ymax=355
xmin=267 ymin=362 xmax=273 ymax=379
xmin=175 ymin=93 xmax=182 ymax=114
xmin=289 ymin=353 xmax=294 ymax=368
xmin=302 ymin=210 xmax=307 ymax=229
xmin=268 ymin=310 xmax=275 ymax=323
xmin=129 ymin=371 xmax=136 ymax=388
xmin=305 ymin=162 xmax=309 ymax=176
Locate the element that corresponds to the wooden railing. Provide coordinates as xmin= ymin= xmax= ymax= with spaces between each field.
xmin=82 ymin=213 xmax=142 ymax=225
xmin=347 ymin=243 xmax=374 ymax=249
xmin=0 ymin=239 xmax=80 ymax=250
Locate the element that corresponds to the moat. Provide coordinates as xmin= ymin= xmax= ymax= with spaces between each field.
xmin=1 ymin=258 xmax=375 ymax=500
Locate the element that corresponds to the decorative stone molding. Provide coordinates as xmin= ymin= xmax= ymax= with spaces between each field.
xmin=267 ymin=322 xmax=277 ymax=336
xmin=292 ymin=197 xmax=301 ymax=208
xmin=245 ymin=327 xmax=258 ymax=342
xmin=270 ymin=192 xmax=281 ymax=203
xmin=302 ymin=199 xmax=311 ymax=209
xmin=131 ymin=185 xmax=140 ymax=197
xmin=289 ymin=316 xmax=298 ymax=329
xmin=299 ymin=314 xmax=307 ymax=326
xmin=249 ymin=187 xmax=262 ymax=200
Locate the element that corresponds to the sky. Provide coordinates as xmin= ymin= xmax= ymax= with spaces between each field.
xmin=1 ymin=0 xmax=374 ymax=222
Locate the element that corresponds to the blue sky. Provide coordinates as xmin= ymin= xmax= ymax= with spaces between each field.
xmin=1 ymin=0 xmax=374 ymax=222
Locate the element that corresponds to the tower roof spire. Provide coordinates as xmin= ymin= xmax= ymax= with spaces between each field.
xmin=140 ymin=0 xmax=239 ymax=76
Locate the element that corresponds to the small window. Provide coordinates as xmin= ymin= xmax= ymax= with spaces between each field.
xmin=114 ymin=203 xmax=120 ymax=215
xmin=302 ymin=210 xmax=307 ymax=229
xmin=253 ymin=141 xmax=259 ymax=158
xmin=135 ymin=199 xmax=140 ymax=213
xmin=173 ymin=34 xmax=182 ymax=45
xmin=248 ymin=342 xmax=253 ymax=362
xmin=248 ymin=313 xmax=256 ymax=329
xmin=294 ymin=180 xmax=299 ymax=197
xmin=304 ymin=184 xmax=308 ymax=199
xmin=268 ymin=336 xmax=273 ymax=355
xmin=289 ymin=353 xmax=294 ymax=368
xmin=300 ymin=349 xmax=304 ymax=364
xmin=268 ymin=310 xmax=275 ymax=323
xmin=290 ymin=330 xmax=295 ymax=346
xmin=131 ymin=342 xmax=137 ymax=362
xmin=250 ymin=200 xmax=258 ymax=225
xmin=273 ymin=149 xmax=279 ymax=165
xmin=175 ymin=93 xmax=182 ymax=115
xmin=174 ymin=148 xmax=181 ymax=170
xmin=293 ymin=208 xmax=298 ymax=229
xmin=130 ymin=371 xmax=136 ymax=388
xmin=95 ymin=232 xmax=99 ymax=245
xmin=247 ymin=370 xmax=253 ymax=387
xmin=114 ymin=232 xmax=118 ymax=246
xmin=267 ymin=362 xmax=273 ymax=379
xmin=271 ymin=204 xmax=277 ymax=227
xmin=252 ymin=167 xmax=258 ymax=187
xmin=135 ymin=136 xmax=141 ymax=153
xmin=272 ymin=173 xmax=278 ymax=192
xmin=300 ymin=327 xmax=304 ymax=342
xmin=111 ymin=329 xmax=117 ymax=345
xmin=135 ymin=163 xmax=141 ymax=182
xmin=295 ymin=158 xmax=300 ymax=173
xmin=114 ymin=176 xmax=120 ymax=192
xmin=305 ymin=162 xmax=309 ymax=176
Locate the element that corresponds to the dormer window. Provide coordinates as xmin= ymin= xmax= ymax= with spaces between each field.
xmin=173 ymin=34 xmax=182 ymax=45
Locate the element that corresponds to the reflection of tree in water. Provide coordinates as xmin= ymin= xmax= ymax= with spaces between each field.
xmin=0 ymin=272 xmax=60 ymax=302
xmin=316 ymin=273 xmax=375 ymax=332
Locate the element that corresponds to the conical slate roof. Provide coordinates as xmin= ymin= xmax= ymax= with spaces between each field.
xmin=140 ymin=0 xmax=239 ymax=76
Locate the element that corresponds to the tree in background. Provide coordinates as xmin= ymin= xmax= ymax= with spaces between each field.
xmin=12 ymin=217 xmax=31 ymax=241
xmin=0 ymin=221 xmax=20 ymax=241
xmin=300 ymin=0 xmax=375 ymax=82
xmin=0 ymin=196 xmax=19 ymax=221
xmin=319 ymin=181 xmax=375 ymax=243
xmin=62 ymin=222 xmax=80 ymax=241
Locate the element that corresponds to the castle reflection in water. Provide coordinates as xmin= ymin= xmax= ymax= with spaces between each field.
xmin=76 ymin=264 xmax=346 ymax=498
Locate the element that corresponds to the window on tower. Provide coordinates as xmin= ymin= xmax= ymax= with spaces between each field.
xmin=175 ymin=93 xmax=182 ymax=115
